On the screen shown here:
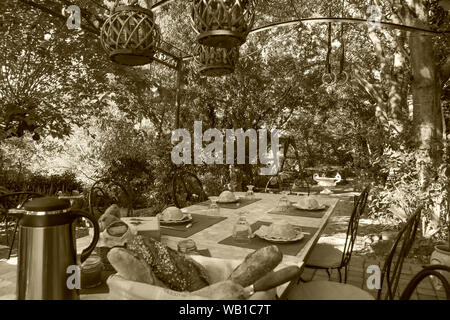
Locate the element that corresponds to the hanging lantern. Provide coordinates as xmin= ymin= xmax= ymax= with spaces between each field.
xmin=190 ymin=0 xmax=257 ymax=49
xmin=195 ymin=45 xmax=239 ymax=77
xmin=100 ymin=1 xmax=160 ymax=66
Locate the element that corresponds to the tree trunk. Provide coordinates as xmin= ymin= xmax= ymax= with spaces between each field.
xmin=410 ymin=33 xmax=443 ymax=165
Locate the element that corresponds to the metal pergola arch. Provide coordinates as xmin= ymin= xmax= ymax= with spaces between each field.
xmin=18 ymin=0 xmax=450 ymax=128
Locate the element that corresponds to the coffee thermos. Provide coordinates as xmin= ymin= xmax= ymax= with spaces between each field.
xmin=17 ymin=197 xmax=99 ymax=300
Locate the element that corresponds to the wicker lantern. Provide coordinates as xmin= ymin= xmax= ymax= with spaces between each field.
xmin=195 ymin=45 xmax=239 ymax=77
xmin=100 ymin=1 xmax=160 ymax=66
xmin=190 ymin=0 xmax=257 ymax=48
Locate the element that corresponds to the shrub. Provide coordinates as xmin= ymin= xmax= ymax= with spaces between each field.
xmin=368 ymin=147 xmax=450 ymax=243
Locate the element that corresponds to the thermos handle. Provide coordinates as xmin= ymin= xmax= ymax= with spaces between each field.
xmin=71 ymin=210 xmax=100 ymax=263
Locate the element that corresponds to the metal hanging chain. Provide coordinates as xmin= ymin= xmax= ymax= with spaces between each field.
xmin=326 ymin=22 xmax=332 ymax=74
xmin=322 ymin=7 xmax=336 ymax=85
xmin=338 ymin=0 xmax=348 ymax=84
xmin=340 ymin=0 xmax=345 ymax=74
xmin=339 ymin=23 xmax=345 ymax=74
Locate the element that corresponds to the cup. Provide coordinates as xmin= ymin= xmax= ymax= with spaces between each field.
xmin=232 ymin=211 xmax=252 ymax=244
xmin=277 ymin=191 xmax=291 ymax=212
xmin=246 ymin=185 xmax=255 ymax=200
xmin=209 ymin=196 xmax=220 ymax=215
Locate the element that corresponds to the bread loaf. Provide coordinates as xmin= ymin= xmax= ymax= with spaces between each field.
xmin=127 ymin=235 xmax=210 ymax=292
xmin=107 ymin=248 xmax=158 ymax=285
xmin=104 ymin=204 xmax=122 ymax=219
xmin=229 ymin=245 xmax=282 ymax=287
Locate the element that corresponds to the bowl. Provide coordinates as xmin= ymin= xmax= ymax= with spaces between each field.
xmin=295 ymin=198 xmax=320 ymax=210
xmin=266 ymin=222 xmax=299 ymax=239
xmin=160 ymin=206 xmax=184 ymax=221
xmin=218 ymin=191 xmax=237 ymax=203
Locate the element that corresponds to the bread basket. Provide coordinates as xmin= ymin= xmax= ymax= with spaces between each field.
xmin=106 ymin=255 xmax=277 ymax=300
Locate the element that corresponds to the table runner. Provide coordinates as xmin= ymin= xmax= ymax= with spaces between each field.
xmin=268 ymin=206 xmax=327 ymax=218
xmin=197 ymin=197 xmax=261 ymax=210
xmin=160 ymin=214 xmax=227 ymax=238
xmin=218 ymin=221 xmax=319 ymax=256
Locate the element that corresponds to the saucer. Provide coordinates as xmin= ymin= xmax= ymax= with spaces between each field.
xmin=254 ymin=225 xmax=304 ymax=243
xmin=293 ymin=203 xmax=328 ymax=211
xmin=158 ymin=213 xmax=193 ymax=225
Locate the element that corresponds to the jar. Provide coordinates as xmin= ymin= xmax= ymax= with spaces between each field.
xmin=177 ymin=239 xmax=199 ymax=255
xmin=81 ymin=255 xmax=103 ymax=289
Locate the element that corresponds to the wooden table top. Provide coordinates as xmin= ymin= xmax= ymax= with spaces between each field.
xmin=162 ymin=192 xmax=339 ymax=296
xmin=0 ymin=193 xmax=339 ymax=300
xmin=166 ymin=192 xmax=338 ymax=266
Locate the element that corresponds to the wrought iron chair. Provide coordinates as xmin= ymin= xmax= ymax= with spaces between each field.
xmin=88 ymin=178 xmax=133 ymax=219
xmin=376 ymin=204 xmax=423 ymax=300
xmin=264 ymin=171 xmax=311 ymax=195
xmin=283 ymin=205 xmax=423 ymax=300
xmin=172 ymin=171 xmax=208 ymax=208
xmin=303 ymin=185 xmax=370 ymax=283
xmin=399 ymin=264 xmax=450 ymax=300
xmin=0 ymin=192 xmax=44 ymax=259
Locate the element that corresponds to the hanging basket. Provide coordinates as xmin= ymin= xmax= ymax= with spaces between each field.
xmin=190 ymin=0 xmax=257 ymax=48
xmin=196 ymin=45 xmax=239 ymax=77
xmin=100 ymin=5 xmax=160 ymax=66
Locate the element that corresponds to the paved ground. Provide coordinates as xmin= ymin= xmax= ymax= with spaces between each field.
xmin=301 ymin=256 xmax=447 ymax=300
xmin=0 ymin=198 xmax=447 ymax=300
xmin=301 ymin=199 xmax=448 ymax=300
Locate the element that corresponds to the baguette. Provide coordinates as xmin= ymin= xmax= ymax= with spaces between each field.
xmin=107 ymin=247 xmax=158 ymax=285
xmin=127 ymin=235 xmax=210 ymax=292
xmin=229 ymin=245 xmax=282 ymax=287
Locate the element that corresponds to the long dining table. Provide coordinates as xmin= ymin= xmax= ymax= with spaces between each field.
xmin=161 ymin=192 xmax=339 ymax=298
xmin=0 ymin=192 xmax=339 ymax=300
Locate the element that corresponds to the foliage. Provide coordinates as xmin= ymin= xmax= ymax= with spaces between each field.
xmin=368 ymin=145 xmax=450 ymax=244
xmin=0 ymin=0 xmax=448 ymax=236
xmin=0 ymin=168 xmax=83 ymax=195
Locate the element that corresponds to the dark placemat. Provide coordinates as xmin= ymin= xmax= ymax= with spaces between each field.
xmin=160 ymin=214 xmax=227 ymax=238
xmin=268 ymin=206 xmax=327 ymax=218
xmin=198 ymin=197 xmax=261 ymax=210
xmin=218 ymin=221 xmax=319 ymax=256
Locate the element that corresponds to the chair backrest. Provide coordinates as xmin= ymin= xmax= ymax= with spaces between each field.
xmin=88 ymin=178 xmax=132 ymax=219
xmin=172 ymin=171 xmax=208 ymax=208
xmin=400 ymin=264 xmax=450 ymax=300
xmin=0 ymin=192 xmax=44 ymax=210
xmin=340 ymin=185 xmax=370 ymax=268
xmin=264 ymin=171 xmax=310 ymax=195
xmin=291 ymin=172 xmax=311 ymax=196
xmin=377 ymin=205 xmax=423 ymax=300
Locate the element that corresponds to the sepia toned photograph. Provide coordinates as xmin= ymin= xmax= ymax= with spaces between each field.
xmin=0 ymin=0 xmax=449 ymax=306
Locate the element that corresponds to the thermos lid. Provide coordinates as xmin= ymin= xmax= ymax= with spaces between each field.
xmin=23 ymin=197 xmax=71 ymax=215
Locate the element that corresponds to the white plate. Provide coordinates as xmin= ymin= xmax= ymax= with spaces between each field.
xmin=217 ymin=198 xmax=239 ymax=204
xmin=254 ymin=225 xmax=305 ymax=243
xmin=158 ymin=213 xmax=193 ymax=225
xmin=293 ymin=203 xmax=328 ymax=211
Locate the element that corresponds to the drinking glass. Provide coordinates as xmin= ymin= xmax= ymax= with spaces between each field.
xmin=209 ymin=196 xmax=220 ymax=215
xmin=232 ymin=211 xmax=252 ymax=244
xmin=246 ymin=185 xmax=255 ymax=200
xmin=277 ymin=191 xmax=291 ymax=212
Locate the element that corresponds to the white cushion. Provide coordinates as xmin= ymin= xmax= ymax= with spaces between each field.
xmin=284 ymin=280 xmax=375 ymax=300
xmin=306 ymin=243 xmax=343 ymax=268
